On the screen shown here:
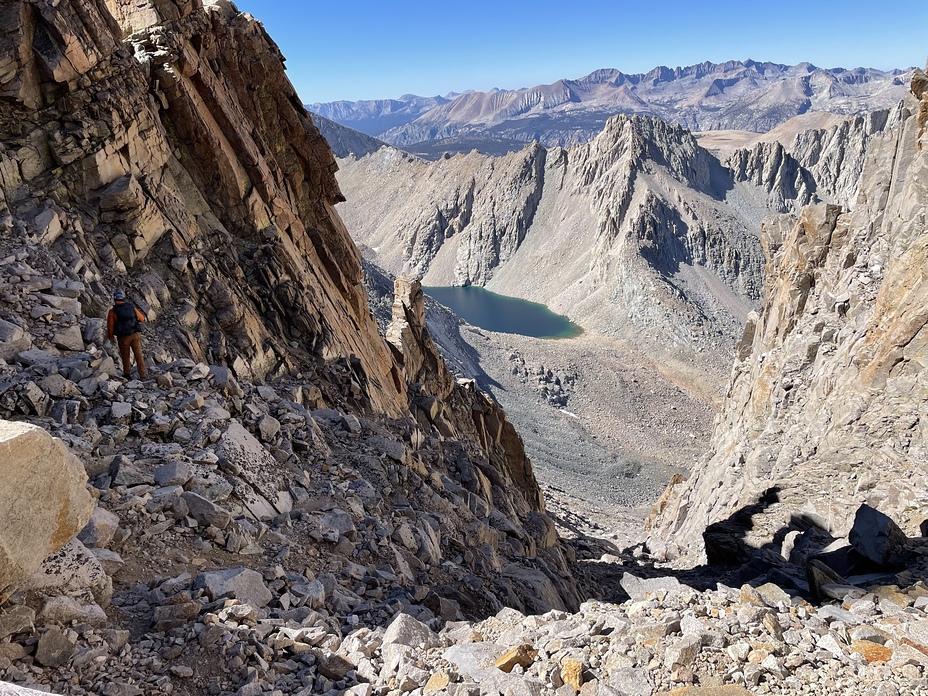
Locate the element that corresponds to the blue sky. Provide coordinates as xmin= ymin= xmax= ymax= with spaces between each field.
xmin=234 ymin=0 xmax=926 ymax=104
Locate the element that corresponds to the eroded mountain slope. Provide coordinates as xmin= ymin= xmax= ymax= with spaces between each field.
xmin=649 ymin=72 xmax=928 ymax=562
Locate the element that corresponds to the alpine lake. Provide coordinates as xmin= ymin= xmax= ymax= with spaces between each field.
xmin=423 ymin=286 xmax=582 ymax=339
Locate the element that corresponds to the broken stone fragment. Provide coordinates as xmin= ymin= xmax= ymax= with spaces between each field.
xmin=193 ymin=567 xmax=272 ymax=607
xmin=181 ymin=492 xmax=232 ymax=529
xmin=257 ymin=413 xmax=280 ymax=441
xmin=849 ymin=504 xmax=910 ymax=568
xmin=89 ymin=548 xmax=124 ymax=575
xmin=381 ymin=613 xmax=441 ymax=650
xmin=319 ymin=509 xmax=357 ymax=542
xmin=53 ymin=325 xmax=84 ymax=352
xmin=35 ymin=626 xmax=76 ymax=667
xmin=0 ymin=605 xmax=36 ymax=639
xmin=495 ymin=644 xmax=537 ymax=673
xmin=77 ymin=507 xmax=120 ymax=548
xmin=38 ymin=596 xmax=107 ymax=626
xmin=21 ymin=539 xmax=113 ymax=608
xmin=153 ymin=460 xmax=193 ymax=487
xmin=560 ymin=658 xmax=584 ymax=691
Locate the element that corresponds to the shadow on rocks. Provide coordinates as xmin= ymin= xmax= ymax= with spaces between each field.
xmin=566 ymin=486 xmax=928 ymax=609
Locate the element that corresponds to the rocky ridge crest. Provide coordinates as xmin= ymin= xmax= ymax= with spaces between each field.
xmin=1 ymin=0 xmax=404 ymax=416
xmin=648 ymin=73 xmax=928 ymax=565
xmin=338 ymin=60 xmax=911 ymax=151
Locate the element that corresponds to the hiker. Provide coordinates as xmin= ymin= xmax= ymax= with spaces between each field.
xmin=107 ymin=290 xmax=147 ymax=380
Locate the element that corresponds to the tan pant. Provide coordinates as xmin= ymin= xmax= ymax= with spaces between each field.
xmin=117 ymin=332 xmax=146 ymax=378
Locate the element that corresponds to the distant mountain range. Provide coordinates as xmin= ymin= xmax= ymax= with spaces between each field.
xmin=307 ymin=94 xmax=453 ymax=138
xmin=309 ymin=60 xmax=911 ymax=154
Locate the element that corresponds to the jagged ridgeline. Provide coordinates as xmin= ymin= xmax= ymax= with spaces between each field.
xmin=649 ymin=71 xmax=928 ymax=563
xmin=312 ymin=60 xmax=910 ymax=150
xmin=335 ymin=106 xmax=902 ymax=356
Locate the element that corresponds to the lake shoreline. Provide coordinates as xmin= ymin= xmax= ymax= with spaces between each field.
xmin=423 ymin=285 xmax=583 ymax=339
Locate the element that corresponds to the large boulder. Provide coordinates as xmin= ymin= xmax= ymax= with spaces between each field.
xmin=19 ymin=539 xmax=113 ymax=607
xmin=0 ymin=421 xmax=94 ymax=598
xmin=849 ymin=504 xmax=910 ymax=568
xmin=217 ymin=420 xmax=293 ymax=520
xmin=382 ymin=613 xmax=441 ymax=650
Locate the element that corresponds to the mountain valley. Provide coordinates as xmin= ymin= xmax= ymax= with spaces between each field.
xmin=331 ymin=101 xmax=905 ymax=525
xmin=1 ymin=1 xmax=928 ymax=695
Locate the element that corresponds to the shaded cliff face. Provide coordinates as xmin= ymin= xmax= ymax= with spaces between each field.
xmin=648 ymin=74 xmax=928 ymax=560
xmin=0 ymin=0 xmax=405 ymax=415
xmin=724 ymin=106 xmax=904 ymax=211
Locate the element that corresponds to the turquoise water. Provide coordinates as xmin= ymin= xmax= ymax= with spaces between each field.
xmin=423 ymin=286 xmax=583 ymax=339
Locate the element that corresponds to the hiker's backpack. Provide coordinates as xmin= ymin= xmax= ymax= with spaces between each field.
xmin=113 ymin=302 xmax=140 ymax=337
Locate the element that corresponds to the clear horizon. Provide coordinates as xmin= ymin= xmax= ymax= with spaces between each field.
xmin=234 ymin=0 xmax=926 ymax=104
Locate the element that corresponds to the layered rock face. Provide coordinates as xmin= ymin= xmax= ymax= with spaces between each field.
xmin=648 ymin=74 xmax=928 ymax=560
xmin=0 ymin=0 xmax=404 ymax=415
xmin=725 ymin=106 xmax=904 ymax=211
xmin=387 ymin=276 xmax=544 ymax=511
xmin=0 ymin=3 xmax=587 ymax=692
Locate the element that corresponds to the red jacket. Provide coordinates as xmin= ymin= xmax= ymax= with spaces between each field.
xmin=107 ymin=302 xmax=146 ymax=341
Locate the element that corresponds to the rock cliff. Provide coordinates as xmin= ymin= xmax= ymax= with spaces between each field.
xmin=648 ymin=72 xmax=928 ymax=563
xmin=0 ymin=1 xmax=585 ymax=693
xmin=725 ymin=106 xmax=905 ymax=211
xmin=1 ymin=0 xmax=404 ymax=415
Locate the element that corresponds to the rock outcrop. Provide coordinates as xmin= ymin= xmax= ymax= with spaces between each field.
xmin=0 ymin=422 xmax=93 ymax=599
xmin=726 ymin=106 xmax=905 ymax=211
xmin=0 ymin=0 xmax=405 ymax=416
xmin=386 ymin=276 xmax=455 ymax=398
xmin=648 ymin=74 xmax=928 ymax=564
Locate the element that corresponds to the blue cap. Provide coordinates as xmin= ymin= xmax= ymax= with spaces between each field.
xmin=113 ymin=290 xmax=125 ymax=300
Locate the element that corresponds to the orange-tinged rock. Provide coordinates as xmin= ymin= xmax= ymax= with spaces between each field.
xmin=561 ymin=659 xmax=584 ymax=692
xmin=851 ymin=640 xmax=893 ymax=663
xmin=424 ymin=670 xmax=451 ymax=694
xmin=740 ymin=584 xmax=763 ymax=606
xmin=495 ymin=644 xmax=537 ymax=673
xmin=874 ymin=586 xmax=911 ymax=608
xmin=901 ymin=638 xmax=928 ymax=658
